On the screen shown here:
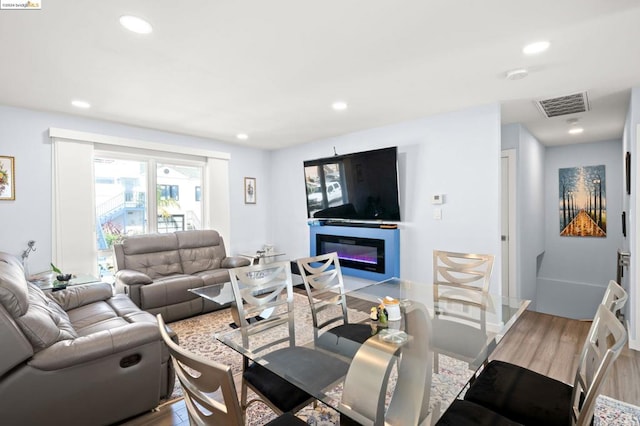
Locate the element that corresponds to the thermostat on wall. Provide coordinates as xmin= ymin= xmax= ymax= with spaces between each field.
xmin=432 ymin=194 xmax=444 ymax=204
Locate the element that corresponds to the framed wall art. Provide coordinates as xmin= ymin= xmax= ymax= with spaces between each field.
xmin=558 ymin=164 xmax=606 ymax=238
xmin=0 ymin=156 xmax=15 ymax=201
xmin=244 ymin=177 xmax=256 ymax=204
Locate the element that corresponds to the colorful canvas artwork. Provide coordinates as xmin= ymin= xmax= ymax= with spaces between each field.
xmin=559 ymin=165 xmax=606 ymax=237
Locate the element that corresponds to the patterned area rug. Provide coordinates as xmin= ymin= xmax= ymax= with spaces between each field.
xmin=168 ymin=294 xmax=640 ymax=425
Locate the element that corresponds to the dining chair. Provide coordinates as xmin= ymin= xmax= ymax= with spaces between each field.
xmin=229 ymin=261 xmax=349 ymax=416
xmin=435 ymin=399 xmax=523 ymax=425
xmin=432 ymin=287 xmax=493 ymax=373
xmin=433 ymin=250 xmax=495 ymax=301
xmin=432 ymin=250 xmax=495 ymax=373
xmin=156 ymin=314 xmax=306 ymax=426
xmin=602 ymin=279 xmax=628 ymax=315
xmin=463 ymin=304 xmax=628 ymax=426
xmin=296 ymin=252 xmax=374 ymax=357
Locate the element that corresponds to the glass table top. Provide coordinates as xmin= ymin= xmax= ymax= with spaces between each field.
xmin=216 ymin=278 xmax=530 ymax=424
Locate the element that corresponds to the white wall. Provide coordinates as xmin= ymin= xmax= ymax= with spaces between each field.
xmin=537 ymin=140 xmax=623 ymax=320
xmin=268 ymin=104 xmax=504 ymax=293
xmin=0 ymin=105 xmax=270 ymax=274
xmin=0 ymin=102 xmax=504 ymax=296
xmin=501 ymin=124 xmax=546 ymax=307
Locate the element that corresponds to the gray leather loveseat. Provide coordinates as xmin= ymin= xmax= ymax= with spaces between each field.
xmin=0 ymin=251 xmax=175 ymax=426
xmin=114 ymin=229 xmax=250 ymax=322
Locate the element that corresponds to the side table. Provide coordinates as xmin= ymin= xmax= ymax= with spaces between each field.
xmin=33 ymin=274 xmax=105 ymax=292
xmin=238 ymin=251 xmax=286 ymax=265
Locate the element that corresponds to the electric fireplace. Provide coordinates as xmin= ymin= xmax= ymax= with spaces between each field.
xmin=316 ymin=234 xmax=385 ymax=274
xmin=309 ymin=224 xmax=400 ymax=281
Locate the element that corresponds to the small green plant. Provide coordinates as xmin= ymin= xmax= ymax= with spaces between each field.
xmin=51 ymin=263 xmax=71 ymax=282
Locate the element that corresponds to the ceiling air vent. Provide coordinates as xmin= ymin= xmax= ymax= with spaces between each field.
xmin=536 ymin=92 xmax=590 ymax=118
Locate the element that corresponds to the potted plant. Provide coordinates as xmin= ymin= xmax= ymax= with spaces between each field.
xmin=50 ymin=263 xmax=72 ymax=289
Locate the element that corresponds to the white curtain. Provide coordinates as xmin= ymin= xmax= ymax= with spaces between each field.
xmin=206 ymin=157 xmax=231 ymax=244
xmin=52 ymin=139 xmax=97 ymax=275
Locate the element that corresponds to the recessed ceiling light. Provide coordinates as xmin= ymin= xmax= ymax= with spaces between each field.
xmin=568 ymin=127 xmax=584 ymax=135
xmin=71 ymin=100 xmax=91 ymax=109
xmin=236 ymin=133 xmax=249 ymax=140
xmin=505 ymin=68 xmax=528 ymax=80
xmin=119 ymin=15 xmax=153 ymax=34
xmin=332 ymin=101 xmax=348 ymax=111
xmin=523 ymin=41 xmax=550 ymax=55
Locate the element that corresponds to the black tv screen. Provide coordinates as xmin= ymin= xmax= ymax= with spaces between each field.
xmin=303 ymin=147 xmax=401 ymax=221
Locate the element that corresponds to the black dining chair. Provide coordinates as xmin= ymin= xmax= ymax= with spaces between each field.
xmin=296 ymin=252 xmax=374 ymax=357
xmin=462 ymin=304 xmax=628 ymax=426
xmin=436 ymin=399 xmax=523 ymax=425
xmin=156 ymin=314 xmax=306 ymax=426
xmin=229 ymin=261 xmax=349 ymax=417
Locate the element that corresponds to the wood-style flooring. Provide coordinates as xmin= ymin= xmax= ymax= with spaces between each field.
xmin=119 ymin=303 xmax=640 ymax=426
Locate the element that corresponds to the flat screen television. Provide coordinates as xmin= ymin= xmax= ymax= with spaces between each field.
xmin=303 ymin=146 xmax=401 ymax=221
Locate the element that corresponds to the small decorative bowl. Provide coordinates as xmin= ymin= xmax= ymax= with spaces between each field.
xmin=56 ymin=273 xmax=72 ymax=282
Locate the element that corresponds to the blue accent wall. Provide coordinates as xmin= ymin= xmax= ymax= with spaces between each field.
xmin=309 ymin=224 xmax=400 ymax=281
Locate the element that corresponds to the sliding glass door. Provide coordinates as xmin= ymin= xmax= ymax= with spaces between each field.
xmin=156 ymin=163 xmax=203 ymax=233
xmin=94 ymin=154 xmax=204 ymax=281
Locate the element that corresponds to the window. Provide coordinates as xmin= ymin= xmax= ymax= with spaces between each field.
xmin=94 ymin=156 xmax=205 ymax=281
xmin=51 ymin=127 xmax=231 ymax=282
xmin=157 ymin=163 xmax=202 ymax=231
xmin=158 ymin=184 xmax=179 ymax=201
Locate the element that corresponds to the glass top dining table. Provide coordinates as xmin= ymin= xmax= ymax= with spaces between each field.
xmin=216 ymin=277 xmax=530 ymax=425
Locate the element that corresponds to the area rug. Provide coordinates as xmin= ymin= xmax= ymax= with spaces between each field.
xmin=168 ymin=295 xmax=640 ymax=425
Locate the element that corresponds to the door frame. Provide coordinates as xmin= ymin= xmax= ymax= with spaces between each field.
xmin=632 ymin=124 xmax=640 ymax=350
xmin=501 ymin=149 xmax=517 ymax=298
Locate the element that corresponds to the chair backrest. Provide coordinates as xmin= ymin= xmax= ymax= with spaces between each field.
xmin=228 ymin=261 xmax=295 ymax=351
xmin=433 ymin=250 xmax=494 ymax=302
xmin=296 ymin=252 xmax=349 ymax=333
xmin=601 ymin=280 xmax=628 ymax=315
xmin=156 ymin=314 xmax=243 ymax=426
xmin=571 ymin=305 xmax=628 ymax=426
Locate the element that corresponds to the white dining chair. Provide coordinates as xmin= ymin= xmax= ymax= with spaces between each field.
xmin=229 ymin=261 xmax=349 ymax=417
xmin=602 ymin=279 xmax=627 ymax=315
xmin=463 ymin=304 xmax=628 ymax=426
xmin=296 ymin=252 xmax=374 ymax=357
xmin=432 ymin=250 xmax=495 ymax=373
xmin=156 ymin=314 xmax=306 ymax=426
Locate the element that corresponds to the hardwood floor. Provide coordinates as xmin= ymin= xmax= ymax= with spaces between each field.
xmin=119 ymin=307 xmax=640 ymax=426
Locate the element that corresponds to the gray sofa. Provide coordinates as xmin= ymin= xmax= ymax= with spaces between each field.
xmin=0 ymin=251 xmax=175 ymax=426
xmin=114 ymin=229 xmax=250 ymax=322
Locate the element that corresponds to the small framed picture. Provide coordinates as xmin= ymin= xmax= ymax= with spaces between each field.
xmin=0 ymin=156 xmax=15 ymax=201
xmin=244 ymin=177 xmax=256 ymax=204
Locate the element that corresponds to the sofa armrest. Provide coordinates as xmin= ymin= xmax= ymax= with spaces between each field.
xmin=221 ymin=256 xmax=252 ymax=269
xmin=47 ymin=282 xmax=114 ymax=311
xmin=115 ymin=270 xmax=152 ymax=308
xmin=29 ymin=322 xmax=160 ymax=370
xmin=116 ymin=269 xmax=153 ymax=285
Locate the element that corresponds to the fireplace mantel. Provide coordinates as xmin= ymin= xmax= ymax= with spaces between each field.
xmin=309 ymin=224 xmax=400 ymax=281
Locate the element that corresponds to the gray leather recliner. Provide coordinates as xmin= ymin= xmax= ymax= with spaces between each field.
xmin=0 ymin=251 xmax=175 ymax=426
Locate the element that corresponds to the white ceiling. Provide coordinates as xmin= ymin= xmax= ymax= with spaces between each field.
xmin=1 ymin=1 xmax=640 ymax=150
